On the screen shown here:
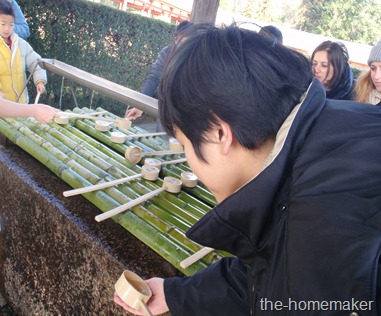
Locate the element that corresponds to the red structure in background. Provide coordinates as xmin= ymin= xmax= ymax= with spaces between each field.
xmin=112 ymin=0 xmax=191 ymax=23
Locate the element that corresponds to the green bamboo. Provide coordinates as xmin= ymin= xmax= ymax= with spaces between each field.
xmin=0 ymin=116 xmax=226 ymax=274
xmin=21 ymin=120 xmax=155 ymax=205
xmin=43 ymin=122 xmax=168 ymax=201
xmin=53 ymin=113 xmax=214 ymax=215
xmin=66 ymin=118 xmax=223 ymax=265
xmin=73 ymin=118 xmax=214 ymax=214
xmin=67 ymin=108 xmax=199 ymax=191
xmin=91 ymin=108 xmax=175 ymax=151
xmin=95 ymin=116 xmax=226 ymax=260
xmin=25 ymin=119 xmax=137 ymax=178
xmin=80 ymin=107 xmax=177 ymax=151
xmin=6 ymin=118 xmax=112 ymax=183
xmin=50 ymin=122 xmax=137 ymax=170
xmin=0 ymin=118 xmax=120 ymax=212
xmin=71 ymin=119 xmax=141 ymax=154
xmin=165 ymin=160 xmax=192 ymax=172
xmin=161 ymin=167 xmax=217 ymax=206
xmin=146 ymin=195 xmax=200 ymax=226
xmin=161 ymin=192 xmax=209 ymax=217
xmin=117 ymin=211 xmax=210 ymax=275
xmin=4 ymin=118 xmax=222 ymax=271
xmin=38 ymin=116 xmax=210 ymax=267
xmin=117 ymin=206 xmax=221 ymax=275
xmin=29 ymin=120 xmax=147 ymax=202
xmin=52 ymin=119 xmax=208 ymax=214
xmin=144 ymin=187 xmax=211 ymax=225
xmin=44 ymin=127 xmax=148 ymax=200
xmin=10 ymin=119 xmax=147 ymax=209
xmin=23 ymin=118 xmax=221 ymax=259
xmin=144 ymin=203 xmax=191 ymax=232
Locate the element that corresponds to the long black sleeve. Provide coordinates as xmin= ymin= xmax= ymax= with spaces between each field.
xmin=164 ymin=258 xmax=249 ymax=316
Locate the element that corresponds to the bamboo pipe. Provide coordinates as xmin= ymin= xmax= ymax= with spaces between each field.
xmin=63 ymin=166 xmax=160 ymax=197
xmin=178 ymin=172 xmax=216 ymax=268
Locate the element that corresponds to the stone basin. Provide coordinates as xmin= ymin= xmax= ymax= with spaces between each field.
xmin=0 ymin=143 xmax=179 ymax=315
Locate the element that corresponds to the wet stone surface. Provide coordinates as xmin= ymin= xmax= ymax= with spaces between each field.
xmin=0 ymin=144 xmax=180 ymax=315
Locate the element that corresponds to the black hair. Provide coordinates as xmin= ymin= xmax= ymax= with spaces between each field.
xmin=311 ymin=41 xmax=349 ymax=91
xmin=258 ymin=25 xmax=283 ymax=44
xmin=158 ymin=23 xmax=313 ymax=161
xmin=0 ymin=0 xmax=15 ymax=18
xmin=174 ymin=20 xmax=193 ymax=42
xmin=176 ymin=21 xmax=192 ymax=34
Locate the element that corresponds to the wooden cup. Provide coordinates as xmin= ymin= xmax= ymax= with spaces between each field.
xmin=115 ymin=270 xmax=153 ymax=316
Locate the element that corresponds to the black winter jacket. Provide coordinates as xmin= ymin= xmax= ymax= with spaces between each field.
xmin=140 ymin=45 xmax=171 ymax=98
xmin=164 ymin=80 xmax=381 ymax=316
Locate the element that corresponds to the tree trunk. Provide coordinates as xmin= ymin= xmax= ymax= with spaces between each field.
xmin=190 ymin=0 xmax=220 ymax=25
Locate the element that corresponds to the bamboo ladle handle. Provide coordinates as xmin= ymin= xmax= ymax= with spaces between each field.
xmin=56 ymin=112 xmax=115 ymax=122
xmin=125 ymin=138 xmax=183 ymax=164
xmin=55 ymin=112 xmax=131 ymax=129
xmin=63 ymin=166 xmax=159 ymax=197
xmin=139 ymin=301 xmax=154 ymax=316
xmin=125 ymin=131 xmax=167 ymax=139
xmin=95 ymin=176 xmax=183 ymax=222
xmin=54 ymin=111 xmax=108 ymax=124
xmin=144 ymin=157 xmax=187 ymax=170
xmin=56 ymin=110 xmax=108 ymax=117
xmin=125 ymin=147 xmax=183 ymax=164
xmin=180 ymin=247 xmax=215 ymax=269
xmin=34 ymin=92 xmax=41 ymax=104
xmin=63 ymin=174 xmax=141 ymax=197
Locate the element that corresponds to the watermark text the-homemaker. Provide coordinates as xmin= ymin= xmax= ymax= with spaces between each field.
xmin=260 ymin=298 xmax=374 ymax=312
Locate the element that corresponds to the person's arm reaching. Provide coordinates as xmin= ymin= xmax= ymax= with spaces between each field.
xmin=114 ymin=258 xmax=249 ymax=316
xmin=0 ymin=99 xmax=58 ymax=123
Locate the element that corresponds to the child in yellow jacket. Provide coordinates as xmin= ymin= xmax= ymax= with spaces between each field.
xmin=0 ymin=0 xmax=46 ymax=103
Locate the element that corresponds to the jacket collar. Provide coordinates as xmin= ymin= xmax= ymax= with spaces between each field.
xmin=186 ymin=80 xmax=327 ymax=259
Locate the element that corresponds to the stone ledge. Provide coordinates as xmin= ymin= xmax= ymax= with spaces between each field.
xmin=0 ymin=145 xmax=178 ymax=315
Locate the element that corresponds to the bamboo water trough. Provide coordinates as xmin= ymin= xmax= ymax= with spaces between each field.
xmin=0 ymin=59 xmax=231 ymax=276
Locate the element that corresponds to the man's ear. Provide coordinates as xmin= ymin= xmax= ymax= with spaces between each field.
xmin=211 ymin=117 xmax=234 ymax=155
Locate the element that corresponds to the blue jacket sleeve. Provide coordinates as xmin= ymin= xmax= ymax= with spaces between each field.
xmin=140 ymin=45 xmax=171 ymax=98
xmin=11 ymin=0 xmax=30 ymax=39
xmin=164 ymin=258 xmax=250 ymax=316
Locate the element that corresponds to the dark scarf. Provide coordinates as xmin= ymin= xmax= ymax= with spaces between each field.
xmin=326 ymin=63 xmax=354 ymax=100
